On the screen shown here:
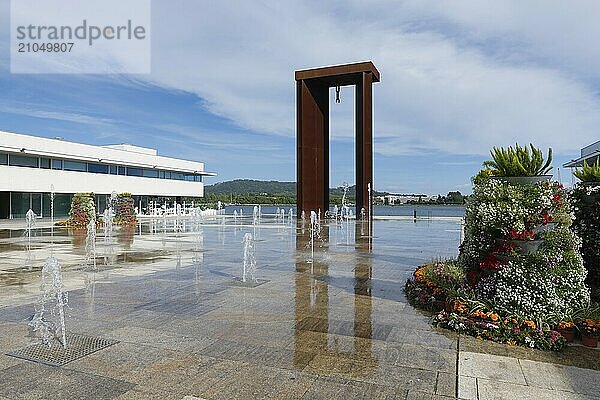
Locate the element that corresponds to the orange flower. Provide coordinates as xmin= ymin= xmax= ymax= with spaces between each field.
xmin=524 ymin=320 xmax=536 ymax=329
xmin=490 ymin=313 xmax=499 ymax=322
xmin=557 ymin=321 xmax=574 ymax=330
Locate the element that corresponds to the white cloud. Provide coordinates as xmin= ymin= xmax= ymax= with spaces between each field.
xmin=143 ymin=1 xmax=600 ymax=158
xmin=0 ymin=103 xmax=115 ymax=127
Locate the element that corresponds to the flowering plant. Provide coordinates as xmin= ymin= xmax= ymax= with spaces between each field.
xmin=404 ymin=262 xmax=465 ymax=311
xmin=556 ymin=321 xmax=575 ymax=331
xmin=577 ymin=319 xmax=600 ymax=336
xmin=458 ymin=177 xmax=589 ymax=320
xmin=68 ymin=192 xmax=97 ymax=227
xmin=571 ymin=183 xmax=600 ymax=294
xmin=434 ymin=300 xmax=565 ymax=351
xmin=114 ymin=193 xmax=137 ymax=225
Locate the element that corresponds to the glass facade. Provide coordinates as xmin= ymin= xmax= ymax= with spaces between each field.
xmin=63 ymin=160 xmax=87 ymax=172
xmin=40 ymin=157 xmax=51 ymax=169
xmin=0 ymin=151 xmax=204 ymax=182
xmin=0 ymin=149 xmax=206 ymax=219
xmin=0 ymin=191 xmax=204 ymax=219
xmin=51 ymin=159 xmax=63 ymax=169
xmin=87 ymin=163 xmax=109 ymax=174
xmin=1 ymin=191 xmax=73 ymax=219
xmin=9 ymin=154 xmax=38 ymax=168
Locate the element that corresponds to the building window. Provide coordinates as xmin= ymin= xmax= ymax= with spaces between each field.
xmin=0 ymin=153 xmax=7 ymax=165
xmin=109 ymin=165 xmax=117 ymax=174
xmin=159 ymin=170 xmax=165 ymax=179
xmin=164 ymin=171 xmax=171 ymax=179
xmin=9 ymin=154 xmax=38 ymax=168
xmin=118 ymin=166 xmax=126 ymax=175
xmin=143 ymin=169 xmax=159 ymax=178
xmin=40 ymin=158 xmax=51 ymax=169
xmin=171 ymin=172 xmax=185 ymax=180
xmin=195 ymin=174 xmax=202 ymax=182
xmin=87 ymin=163 xmax=109 ymax=174
xmin=184 ymin=174 xmax=195 ymax=182
xmin=51 ymin=159 xmax=63 ymax=170
xmin=126 ymin=167 xmax=143 ymax=177
xmin=63 ymin=160 xmax=86 ymax=172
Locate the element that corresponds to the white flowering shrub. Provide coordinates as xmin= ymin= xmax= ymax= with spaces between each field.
xmin=571 ymin=183 xmax=600 ymax=294
xmin=459 ymin=178 xmax=590 ymax=320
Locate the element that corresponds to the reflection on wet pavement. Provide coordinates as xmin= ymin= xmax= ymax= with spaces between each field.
xmin=0 ymin=215 xmax=461 ymax=399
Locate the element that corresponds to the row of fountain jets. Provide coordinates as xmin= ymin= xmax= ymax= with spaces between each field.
xmin=23 ymin=186 xmax=365 ymax=350
xmin=26 ymin=192 xmax=118 ymax=350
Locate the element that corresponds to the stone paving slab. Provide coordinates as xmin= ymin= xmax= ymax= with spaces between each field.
xmin=519 ymin=359 xmax=600 ymax=396
xmin=0 ymin=362 xmax=134 ymax=399
xmin=458 ymin=351 xmax=600 ymax=400
xmin=476 ymin=378 xmax=600 ymax=400
xmin=459 ymin=351 xmax=526 ymax=384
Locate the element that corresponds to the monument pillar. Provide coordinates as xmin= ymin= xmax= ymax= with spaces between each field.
xmin=295 ymin=62 xmax=380 ymax=218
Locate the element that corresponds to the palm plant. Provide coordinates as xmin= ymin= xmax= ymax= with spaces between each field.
xmin=483 ymin=143 xmax=553 ymax=177
xmin=574 ymin=160 xmax=600 ymax=182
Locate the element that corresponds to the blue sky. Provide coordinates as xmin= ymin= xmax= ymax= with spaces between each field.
xmin=1 ymin=1 xmax=598 ymax=195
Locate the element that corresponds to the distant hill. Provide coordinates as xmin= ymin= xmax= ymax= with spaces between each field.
xmin=205 ymin=180 xmax=296 ymax=195
xmin=205 ymin=179 xmax=388 ymax=196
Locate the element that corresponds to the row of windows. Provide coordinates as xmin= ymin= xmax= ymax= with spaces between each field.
xmin=0 ymin=152 xmax=203 ymax=182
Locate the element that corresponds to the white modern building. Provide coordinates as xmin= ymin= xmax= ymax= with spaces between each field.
xmin=564 ymin=141 xmax=600 ymax=168
xmin=0 ymin=130 xmax=215 ymax=219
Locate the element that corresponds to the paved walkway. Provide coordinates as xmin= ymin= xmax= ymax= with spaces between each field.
xmin=0 ymin=218 xmax=597 ymax=399
xmin=458 ymin=351 xmax=600 ymax=400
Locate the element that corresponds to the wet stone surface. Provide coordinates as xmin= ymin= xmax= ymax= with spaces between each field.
xmin=0 ymin=216 xmax=463 ymax=399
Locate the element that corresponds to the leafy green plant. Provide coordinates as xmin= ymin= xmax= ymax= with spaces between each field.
xmin=573 ymin=160 xmax=600 ymax=182
xmin=472 ymin=168 xmax=494 ymax=185
xmin=483 ymin=143 xmax=553 ymax=177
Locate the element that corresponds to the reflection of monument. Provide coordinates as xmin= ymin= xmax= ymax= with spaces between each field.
xmin=295 ymin=62 xmax=380 ymax=218
xmin=294 ymin=223 xmax=377 ymax=376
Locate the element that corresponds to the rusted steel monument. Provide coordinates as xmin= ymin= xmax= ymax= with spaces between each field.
xmin=295 ymin=61 xmax=380 ymax=218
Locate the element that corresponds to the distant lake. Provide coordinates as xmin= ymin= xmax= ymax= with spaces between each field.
xmin=224 ymin=204 xmax=465 ymax=218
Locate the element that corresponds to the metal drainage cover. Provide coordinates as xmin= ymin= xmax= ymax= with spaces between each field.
xmin=229 ymin=278 xmax=269 ymax=288
xmin=6 ymin=333 xmax=119 ymax=367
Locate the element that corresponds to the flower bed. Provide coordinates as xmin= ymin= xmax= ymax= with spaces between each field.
xmin=405 ymin=144 xmax=597 ymax=351
xmin=404 ymin=262 xmax=464 ymax=312
xmin=434 ymin=300 xmax=566 ymax=351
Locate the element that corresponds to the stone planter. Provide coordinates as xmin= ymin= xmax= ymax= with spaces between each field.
xmin=581 ymin=334 xmax=599 ymax=348
xmin=492 ymin=175 xmax=552 ymax=186
xmin=533 ymin=222 xmax=558 ymax=235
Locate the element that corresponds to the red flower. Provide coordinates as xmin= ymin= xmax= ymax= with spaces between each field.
xmin=510 ymin=230 xmax=519 ymax=239
xmin=479 ymin=254 xmax=504 ymax=270
xmin=542 ymin=211 xmax=552 ymax=225
xmin=553 ymin=193 xmax=562 ymax=207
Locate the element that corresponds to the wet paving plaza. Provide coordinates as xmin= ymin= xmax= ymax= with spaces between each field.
xmin=0 ymin=214 xmax=598 ymax=400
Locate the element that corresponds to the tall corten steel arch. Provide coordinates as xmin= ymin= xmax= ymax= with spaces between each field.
xmin=295 ymin=61 xmax=380 ymax=218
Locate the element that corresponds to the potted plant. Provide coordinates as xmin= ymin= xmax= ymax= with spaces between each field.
xmin=574 ymin=159 xmax=600 ymax=184
xmin=577 ymin=319 xmax=600 ymax=348
xmin=556 ymin=321 xmax=576 ymax=343
xmin=573 ymin=160 xmax=600 ymax=205
xmin=483 ymin=143 xmax=553 ymax=185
